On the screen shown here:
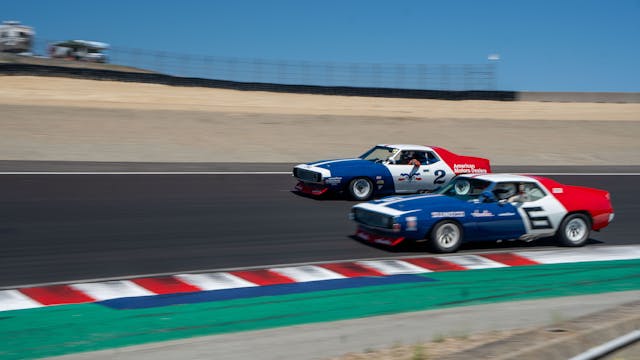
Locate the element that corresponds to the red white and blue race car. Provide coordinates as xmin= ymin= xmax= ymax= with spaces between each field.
xmin=293 ymin=144 xmax=491 ymax=200
xmin=351 ymin=173 xmax=614 ymax=252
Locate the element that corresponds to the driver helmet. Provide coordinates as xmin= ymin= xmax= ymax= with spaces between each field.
xmin=494 ymin=183 xmax=517 ymax=200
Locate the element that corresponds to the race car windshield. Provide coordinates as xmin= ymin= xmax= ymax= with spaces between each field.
xmin=436 ymin=177 xmax=492 ymax=200
xmin=359 ymin=146 xmax=397 ymax=162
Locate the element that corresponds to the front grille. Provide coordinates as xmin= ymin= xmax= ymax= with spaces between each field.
xmin=293 ymin=168 xmax=322 ymax=183
xmin=353 ymin=208 xmax=394 ymax=229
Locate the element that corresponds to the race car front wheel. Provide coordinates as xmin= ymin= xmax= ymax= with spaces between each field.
xmin=557 ymin=213 xmax=590 ymax=247
xmin=430 ymin=220 xmax=462 ymax=253
xmin=348 ymin=177 xmax=374 ymax=201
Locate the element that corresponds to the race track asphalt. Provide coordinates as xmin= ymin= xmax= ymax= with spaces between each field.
xmin=0 ymin=164 xmax=638 ymax=288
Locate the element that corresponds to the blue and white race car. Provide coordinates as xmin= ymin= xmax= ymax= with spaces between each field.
xmin=350 ymin=173 xmax=614 ymax=252
xmin=293 ymin=144 xmax=491 ymax=200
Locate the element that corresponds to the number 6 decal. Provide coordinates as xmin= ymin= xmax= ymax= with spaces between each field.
xmin=434 ymin=170 xmax=446 ymax=184
xmin=523 ymin=207 xmax=553 ymax=229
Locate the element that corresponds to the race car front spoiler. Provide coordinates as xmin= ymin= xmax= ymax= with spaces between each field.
xmin=355 ymin=226 xmax=405 ymax=247
xmin=295 ymin=181 xmax=329 ymax=196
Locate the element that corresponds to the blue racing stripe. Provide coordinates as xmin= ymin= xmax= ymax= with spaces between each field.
xmin=100 ymin=274 xmax=435 ymax=310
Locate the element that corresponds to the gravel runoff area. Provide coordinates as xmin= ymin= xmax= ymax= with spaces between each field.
xmin=3 ymin=76 xmax=639 ymax=359
xmin=1 ymin=76 xmax=639 ymax=165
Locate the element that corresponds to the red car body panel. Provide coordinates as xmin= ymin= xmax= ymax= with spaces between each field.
xmin=430 ymin=146 xmax=492 ymax=175
xmin=532 ymin=176 xmax=614 ymax=231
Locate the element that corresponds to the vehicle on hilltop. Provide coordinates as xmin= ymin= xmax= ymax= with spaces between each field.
xmin=0 ymin=20 xmax=34 ymax=54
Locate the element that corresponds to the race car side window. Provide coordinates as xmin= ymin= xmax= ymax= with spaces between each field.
xmin=425 ymin=151 xmax=440 ymax=164
xmin=493 ymin=182 xmax=518 ymax=200
xmin=437 ymin=177 xmax=491 ymax=200
xmin=494 ymin=182 xmax=547 ymax=202
xmin=360 ymin=146 xmax=397 ymax=162
xmin=523 ymin=182 xmax=546 ymax=201
xmin=394 ymin=150 xmax=428 ymax=165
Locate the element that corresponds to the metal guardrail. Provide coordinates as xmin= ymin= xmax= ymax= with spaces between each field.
xmin=30 ymin=38 xmax=497 ymax=91
xmin=0 ymin=62 xmax=518 ymax=101
xmin=569 ymin=329 xmax=640 ymax=360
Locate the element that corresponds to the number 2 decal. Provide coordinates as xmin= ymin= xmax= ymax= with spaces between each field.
xmin=523 ymin=207 xmax=553 ymax=229
xmin=433 ymin=170 xmax=446 ymax=184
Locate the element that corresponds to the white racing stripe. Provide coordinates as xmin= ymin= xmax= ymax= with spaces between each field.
xmin=175 ymin=273 xmax=258 ymax=291
xmin=0 ymin=290 xmax=43 ymax=311
xmin=440 ymin=255 xmax=508 ymax=269
xmin=517 ymin=246 xmax=640 ymax=264
xmin=357 ymin=260 xmax=431 ymax=275
xmin=270 ymin=265 xmax=345 ymax=282
xmin=71 ymin=281 xmax=154 ymax=301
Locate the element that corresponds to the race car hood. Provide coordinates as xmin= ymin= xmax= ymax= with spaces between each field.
xmin=307 ymin=158 xmax=379 ymax=170
xmin=303 ymin=158 xmax=387 ymax=175
xmin=359 ymin=194 xmax=467 ymax=215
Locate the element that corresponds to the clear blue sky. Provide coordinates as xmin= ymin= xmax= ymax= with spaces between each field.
xmin=4 ymin=0 xmax=640 ymax=91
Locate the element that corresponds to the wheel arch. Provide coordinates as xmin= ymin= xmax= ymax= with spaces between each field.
xmin=344 ymin=175 xmax=377 ymax=194
xmin=425 ymin=218 xmax=465 ymax=241
xmin=345 ymin=176 xmax=378 ymax=201
xmin=558 ymin=210 xmax=593 ymax=232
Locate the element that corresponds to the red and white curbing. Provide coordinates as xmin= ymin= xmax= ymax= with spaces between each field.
xmin=2 ymin=245 xmax=639 ymax=312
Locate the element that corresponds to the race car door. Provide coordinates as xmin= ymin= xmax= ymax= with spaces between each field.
xmin=474 ymin=181 xmax=565 ymax=240
xmin=386 ymin=150 xmax=454 ymax=193
xmin=471 ymin=201 xmax=524 ymax=241
xmin=513 ymin=182 xmax=566 ymax=238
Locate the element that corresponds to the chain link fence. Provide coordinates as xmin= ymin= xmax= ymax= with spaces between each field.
xmin=33 ymin=38 xmax=497 ymax=91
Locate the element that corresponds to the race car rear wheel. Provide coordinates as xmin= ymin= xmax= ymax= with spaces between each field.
xmin=348 ymin=177 xmax=374 ymax=201
xmin=557 ymin=213 xmax=590 ymax=247
xmin=430 ymin=220 xmax=462 ymax=253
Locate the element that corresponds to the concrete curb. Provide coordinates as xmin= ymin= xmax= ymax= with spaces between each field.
xmin=3 ymin=246 xmax=640 ymax=312
xmin=444 ymin=300 xmax=640 ymax=360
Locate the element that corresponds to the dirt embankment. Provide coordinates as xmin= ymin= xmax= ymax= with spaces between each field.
xmin=1 ymin=76 xmax=639 ymax=164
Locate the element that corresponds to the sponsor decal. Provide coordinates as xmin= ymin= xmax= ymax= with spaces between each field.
xmin=523 ymin=207 xmax=553 ymax=230
xmin=406 ymin=216 xmax=418 ymax=231
xmin=325 ymin=177 xmax=342 ymax=185
xmin=453 ymin=163 xmax=488 ymax=174
xmin=376 ymin=180 xmax=385 ymax=185
xmin=356 ymin=229 xmax=370 ymax=241
xmin=357 ymin=228 xmax=397 ymax=246
xmin=552 ymin=187 xmax=564 ymax=194
xmin=374 ymin=238 xmax=393 ymax=245
xmin=498 ymin=212 xmax=516 ymax=217
xmin=471 ymin=209 xmax=494 ymax=217
xmin=431 ymin=211 xmax=465 ymax=218
xmin=399 ymin=172 xmax=422 ymax=182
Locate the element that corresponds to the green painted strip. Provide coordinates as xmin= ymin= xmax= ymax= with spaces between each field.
xmin=1 ymin=259 xmax=639 ymax=359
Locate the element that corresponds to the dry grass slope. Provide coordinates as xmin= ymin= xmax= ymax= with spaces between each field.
xmin=1 ymin=76 xmax=639 ymax=164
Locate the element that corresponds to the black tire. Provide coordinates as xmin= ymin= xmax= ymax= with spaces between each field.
xmin=348 ymin=177 xmax=374 ymax=201
xmin=556 ymin=213 xmax=591 ymax=247
xmin=429 ymin=220 xmax=463 ymax=253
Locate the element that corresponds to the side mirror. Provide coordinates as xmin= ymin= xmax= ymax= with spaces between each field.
xmin=480 ymin=190 xmax=497 ymax=203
